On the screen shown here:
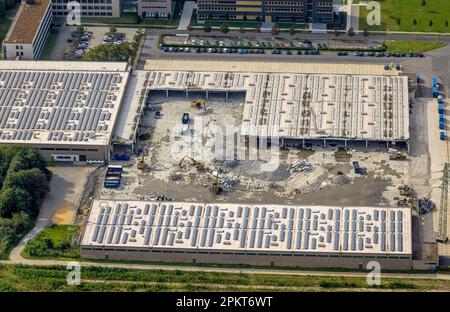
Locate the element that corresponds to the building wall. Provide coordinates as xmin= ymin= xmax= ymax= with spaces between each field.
xmin=2 ymin=2 xmax=53 ymax=60
xmin=81 ymin=246 xmax=413 ymax=270
xmin=0 ymin=143 xmax=108 ymax=162
xmin=197 ymin=0 xmax=333 ymax=23
xmin=33 ymin=4 xmax=53 ymax=59
xmin=138 ymin=0 xmax=174 ymax=18
xmin=51 ymin=0 xmax=121 ymax=18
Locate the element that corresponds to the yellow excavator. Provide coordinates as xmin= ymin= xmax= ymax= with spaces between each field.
xmin=191 ymin=99 xmax=206 ymax=110
xmin=389 ymin=152 xmax=408 ymax=161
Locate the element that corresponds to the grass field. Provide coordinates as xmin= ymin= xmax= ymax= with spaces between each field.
xmin=0 ymin=6 xmax=19 ymax=58
xmin=384 ymin=40 xmax=447 ymax=52
xmin=359 ymin=0 xmax=450 ymax=32
xmin=22 ymin=225 xmax=80 ymax=260
xmin=1 ymin=264 xmax=449 ymax=292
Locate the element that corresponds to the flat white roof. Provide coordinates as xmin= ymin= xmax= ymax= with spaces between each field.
xmin=143 ymin=60 xmax=409 ymax=141
xmin=82 ymin=200 xmax=412 ymax=255
xmin=112 ymin=70 xmax=148 ymax=144
xmin=0 ymin=61 xmax=130 ymax=146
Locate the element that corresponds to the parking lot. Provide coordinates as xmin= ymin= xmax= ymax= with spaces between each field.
xmin=160 ymin=35 xmax=425 ymax=58
xmin=47 ymin=25 xmax=138 ymax=61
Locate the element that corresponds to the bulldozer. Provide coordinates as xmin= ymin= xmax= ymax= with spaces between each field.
xmin=389 ymin=152 xmax=408 ymax=160
xmin=191 ymin=99 xmax=206 ymax=110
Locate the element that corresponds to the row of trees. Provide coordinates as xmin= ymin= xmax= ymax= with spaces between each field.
xmin=0 ymin=146 xmax=51 ymax=258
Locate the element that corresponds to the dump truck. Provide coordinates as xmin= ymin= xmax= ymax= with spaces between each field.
xmin=441 ymin=131 xmax=446 ymax=141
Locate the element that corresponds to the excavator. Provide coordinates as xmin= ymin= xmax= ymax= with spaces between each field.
xmin=178 ymin=155 xmax=204 ymax=170
xmin=209 ymin=169 xmax=223 ymax=195
xmin=389 ymin=151 xmax=408 ymax=161
xmin=191 ymin=99 xmax=206 ymax=110
xmin=137 ymin=147 xmax=147 ymax=170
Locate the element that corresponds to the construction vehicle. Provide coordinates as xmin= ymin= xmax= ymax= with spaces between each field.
xmin=398 ymin=184 xmax=414 ymax=197
xmin=182 ymin=113 xmax=190 ymax=124
xmin=352 ymin=161 xmax=366 ymax=175
xmin=191 ymin=99 xmax=206 ymax=110
xmin=178 ymin=155 xmax=204 ymax=170
xmin=137 ymin=148 xmax=146 ymax=170
xmin=389 ymin=152 xmax=408 ymax=160
xmin=209 ymin=169 xmax=223 ymax=194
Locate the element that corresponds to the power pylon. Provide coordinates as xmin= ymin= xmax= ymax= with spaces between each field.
xmin=437 ymin=163 xmax=449 ymax=243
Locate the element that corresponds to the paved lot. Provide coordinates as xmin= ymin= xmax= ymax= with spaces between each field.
xmin=48 ymin=25 xmax=138 ymax=60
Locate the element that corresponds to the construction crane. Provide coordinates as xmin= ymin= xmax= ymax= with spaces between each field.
xmin=437 ymin=163 xmax=449 ymax=243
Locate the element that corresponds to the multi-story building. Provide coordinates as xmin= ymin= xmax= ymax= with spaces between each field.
xmin=137 ymin=0 xmax=175 ymax=19
xmin=2 ymin=0 xmax=53 ymax=60
xmin=51 ymin=0 xmax=121 ymax=18
xmin=196 ymin=0 xmax=334 ymax=24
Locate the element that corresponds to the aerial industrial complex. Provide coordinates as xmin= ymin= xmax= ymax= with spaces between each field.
xmin=0 ymin=61 xmax=129 ymax=161
xmin=143 ymin=60 xmax=409 ymax=146
xmin=81 ymin=200 xmax=412 ymax=269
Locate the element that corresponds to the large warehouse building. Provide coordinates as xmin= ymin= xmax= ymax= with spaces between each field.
xmin=0 ymin=61 xmax=130 ymax=161
xmin=81 ymin=200 xmax=413 ymax=269
xmin=142 ymin=60 xmax=410 ymax=148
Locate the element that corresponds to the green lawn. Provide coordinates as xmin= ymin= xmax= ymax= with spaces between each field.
xmin=360 ymin=0 xmax=450 ymax=32
xmin=384 ymin=40 xmax=447 ymax=52
xmin=22 ymin=225 xmax=80 ymax=260
xmin=0 ymin=6 xmax=20 ymax=58
xmin=39 ymin=32 xmax=58 ymax=60
xmin=2 ymin=264 xmax=450 ymax=292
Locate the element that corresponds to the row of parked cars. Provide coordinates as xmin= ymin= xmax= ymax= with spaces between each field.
xmin=103 ymin=32 xmax=126 ymax=45
xmin=348 ymin=51 xmax=425 ymax=58
xmin=68 ymin=30 xmax=92 ymax=59
xmin=162 ymin=45 xmax=322 ymax=56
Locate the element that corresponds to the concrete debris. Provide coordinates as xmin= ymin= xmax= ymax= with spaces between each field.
xmin=222 ymin=175 xmax=239 ymax=188
xmin=418 ymin=198 xmax=436 ymax=215
xmin=289 ymin=160 xmax=315 ymax=174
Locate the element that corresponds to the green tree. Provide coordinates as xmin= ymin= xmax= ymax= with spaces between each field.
xmin=421 ymin=0 xmax=426 ymax=6
xmin=271 ymin=24 xmax=279 ymax=36
xmin=0 ymin=188 xmax=32 ymax=218
xmin=347 ymin=27 xmax=355 ymax=36
xmin=289 ymin=25 xmax=296 ymax=36
xmin=239 ymin=26 xmax=245 ymax=33
xmin=109 ymin=25 xmax=117 ymax=35
xmin=203 ymin=21 xmax=212 ymax=33
xmin=0 ymin=0 xmax=6 ymax=17
xmin=3 ymin=168 xmax=50 ymax=207
xmin=363 ymin=28 xmax=369 ymax=36
xmin=219 ymin=23 xmax=229 ymax=34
